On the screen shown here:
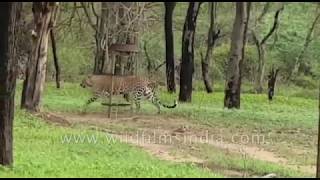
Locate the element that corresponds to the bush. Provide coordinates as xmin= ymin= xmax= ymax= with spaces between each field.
xmin=292 ymin=75 xmax=318 ymax=89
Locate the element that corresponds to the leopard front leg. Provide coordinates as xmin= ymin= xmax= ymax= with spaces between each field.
xmin=82 ymin=95 xmax=98 ymax=114
xmin=133 ymin=91 xmax=142 ymax=113
xmin=83 ymin=90 xmax=109 ymax=113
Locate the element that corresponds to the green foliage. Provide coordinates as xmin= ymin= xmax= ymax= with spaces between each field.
xmin=266 ymin=3 xmax=320 ymax=81
xmin=45 ymin=2 xmax=318 ymax=89
xmin=210 ymin=43 xmax=258 ymax=82
xmin=292 ymin=75 xmax=318 ymax=89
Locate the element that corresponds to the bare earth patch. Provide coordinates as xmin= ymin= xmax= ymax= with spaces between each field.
xmin=40 ymin=111 xmax=315 ymax=177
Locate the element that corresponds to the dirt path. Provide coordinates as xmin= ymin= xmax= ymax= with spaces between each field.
xmin=40 ymin=111 xmax=315 ymax=177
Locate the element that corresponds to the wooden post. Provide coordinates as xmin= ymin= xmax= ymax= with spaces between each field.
xmin=135 ymin=52 xmax=138 ymax=75
xmin=108 ymin=53 xmax=115 ymax=118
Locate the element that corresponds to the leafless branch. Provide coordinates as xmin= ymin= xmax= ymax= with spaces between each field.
xmin=91 ymin=2 xmax=99 ymax=19
xmin=80 ymin=2 xmax=98 ymax=31
xmin=256 ymin=2 xmax=270 ymax=25
xmin=261 ymin=6 xmax=284 ymax=45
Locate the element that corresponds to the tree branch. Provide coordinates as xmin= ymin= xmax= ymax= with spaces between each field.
xmin=260 ymin=6 xmax=284 ymax=45
xmin=251 ymin=30 xmax=261 ymax=58
xmin=80 ymin=2 xmax=98 ymax=32
xmin=154 ymin=61 xmax=166 ymax=72
xmin=50 ymin=30 xmax=61 ymax=89
xmin=303 ymin=11 xmax=320 ymax=48
xmin=256 ymin=2 xmax=270 ymax=25
xmin=91 ymin=2 xmax=99 ymax=19
xmin=143 ymin=40 xmax=153 ymax=73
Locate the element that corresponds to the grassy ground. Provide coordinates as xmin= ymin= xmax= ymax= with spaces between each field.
xmin=160 ymin=87 xmax=318 ymax=168
xmin=42 ymin=81 xmax=318 ymax=177
xmin=1 ymin=80 xmax=317 ymax=177
xmin=0 ymin=112 xmax=219 ymax=178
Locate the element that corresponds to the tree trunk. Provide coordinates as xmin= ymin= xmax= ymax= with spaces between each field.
xmin=50 ymin=29 xmax=60 ymax=88
xmin=201 ymin=2 xmax=218 ymax=93
xmin=114 ymin=2 xmax=133 ymax=76
xmin=0 ymin=2 xmax=20 ymax=166
xmin=224 ymin=2 xmax=249 ymax=109
xmin=93 ymin=2 xmax=108 ymax=74
xmin=201 ymin=51 xmax=213 ymax=93
xmin=144 ymin=40 xmax=154 ymax=76
xmin=179 ymin=2 xmax=201 ymax=102
xmin=267 ymin=67 xmax=279 ymax=101
xmin=21 ymin=2 xmax=58 ymax=112
xmin=164 ymin=2 xmax=176 ymax=93
xmin=238 ymin=2 xmax=251 ymax=103
xmin=255 ymin=45 xmax=265 ymax=94
xmin=252 ymin=6 xmax=283 ymax=94
xmin=291 ymin=11 xmax=320 ymax=79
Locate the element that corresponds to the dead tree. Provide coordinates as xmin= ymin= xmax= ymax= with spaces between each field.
xmin=113 ymin=3 xmax=145 ymax=76
xmin=82 ymin=2 xmax=146 ymax=75
xmin=0 ymin=2 xmax=20 ymax=166
xmin=267 ymin=67 xmax=279 ymax=101
xmin=81 ymin=2 xmax=108 ymax=74
xmin=252 ymin=5 xmax=284 ymax=94
xmin=224 ymin=2 xmax=250 ymax=109
xmin=21 ymin=2 xmax=59 ymax=112
xmin=143 ymin=40 xmax=154 ymax=76
xmin=50 ymin=26 xmax=61 ymax=88
xmin=201 ymin=2 xmax=220 ymax=93
xmin=164 ymin=2 xmax=176 ymax=93
xmin=179 ymin=2 xmax=201 ymax=102
xmin=114 ymin=2 xmax=133 ymax=75
xmin=291 ymin=5 xmax=320 ymax=79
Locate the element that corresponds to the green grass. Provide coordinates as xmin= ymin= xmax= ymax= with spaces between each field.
xmin=160 ymin=85 xmax=318 ymax=169
xmin=4 ymin=80 xmax=317 ymax=177
xmin=39 ymin=81 xmax=317 ymax=167
xmin=0 ymin=110 xmax=220 ymax=178
xmin=185 ymin=143 xmax=312 ymax=178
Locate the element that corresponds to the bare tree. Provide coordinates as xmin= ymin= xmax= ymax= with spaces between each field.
xmin=81 ymin=2 xmax=146 ymax=75
xmin=179 ymin=2 xmax=202 ymax=102
xmin=164 ymin=2 xmax=176 ymax=93
xmin=81 ymin=2 xmax=108 ymax=74
xmin=224 ymin=2 xmax=250 ymax=109
xmin=0 ymin=2 xmax=21 ymax=166
xmin=113 ymin=2 xmax=133 ymax=75
xmin=50 ymin=25 xmax=61 ymax=88
xmin=21 ymin=2 xmax=59 ymax=112
xmin=291 ymin=5 xmax=320 ymax=79
xmin=252 ymin=4 xmax=284 ymax=94
xmin=201 ymin=2 xmax=220 ymax=93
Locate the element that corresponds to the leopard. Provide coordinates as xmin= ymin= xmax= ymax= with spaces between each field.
xmin=80 ymin=74 xmax=177 ymax=114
